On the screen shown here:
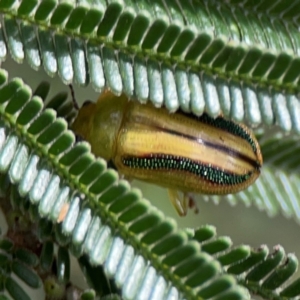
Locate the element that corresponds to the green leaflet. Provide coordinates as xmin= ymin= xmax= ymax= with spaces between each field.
xmin=189 ymin=226 xmax=300 ymax=299
xmin=0 ymin=0 xmax=298 ymax=130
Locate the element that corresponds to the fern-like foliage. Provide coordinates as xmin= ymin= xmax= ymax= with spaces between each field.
xmin=0 ymin=73 xmax=250 ymax=299
xmin=0 ymin=0 xmax=298 ymax=299
xmin=188 ymin=226 xmax=300 ymax=299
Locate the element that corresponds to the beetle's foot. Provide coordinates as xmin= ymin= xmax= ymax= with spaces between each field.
xmin=185 ymin=193 xmax=199 ymax=214
xmin=168 ymin=190 xmax=199 ymax=216
xmin=118 ymin=172 xmax=133 ymax=182
xmin=168 ymin=189 xmax=188 ymax=216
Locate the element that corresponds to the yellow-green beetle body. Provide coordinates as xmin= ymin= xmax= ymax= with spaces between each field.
xmin=72 ymin=90 xmax=263 ymax=215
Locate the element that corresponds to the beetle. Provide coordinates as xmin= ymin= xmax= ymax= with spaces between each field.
xmin=71 ymin=89 xmax=263 ymax=216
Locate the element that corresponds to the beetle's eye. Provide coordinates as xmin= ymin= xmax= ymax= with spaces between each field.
xmin=82 ymin=100 xmax=93 ymax=107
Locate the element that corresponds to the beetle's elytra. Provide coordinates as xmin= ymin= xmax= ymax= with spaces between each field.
xmin=72 ymin=90 xmax=263 ymax=216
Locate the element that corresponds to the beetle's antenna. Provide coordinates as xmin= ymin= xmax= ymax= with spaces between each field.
xmin=69 ymin=84 xmax=79 ymax=110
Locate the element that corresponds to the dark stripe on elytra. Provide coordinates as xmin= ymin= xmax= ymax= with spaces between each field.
xmin=158 ymin=126 xmax=260 ymax=169
xmin=122 ymin=154 xmax=253 ymax=186
xmin=137 ymin=112 xmax=259 ymax=168
xmin=185 ymin=113 xmax=258 ymax=155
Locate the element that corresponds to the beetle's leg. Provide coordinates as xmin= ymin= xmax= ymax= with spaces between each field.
xmin=168 ymin=189 xmax=188 ymax=216
xmin=107 ymin=159 xmax=117 ymax=171
xmin=69 ymin=84 xmax=79 ymax=110
xmin=168 ymin=190 xmax=199 ymax=216
xmin=116 ymin=171 xmax=133 ymax=183
xmin=119 ymin=174 xmax=133 ymax=182
xmin=185 ymin=192 xmax=199 ymax=214
xmin=75 ymin=134 xmax=84 ymax=143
